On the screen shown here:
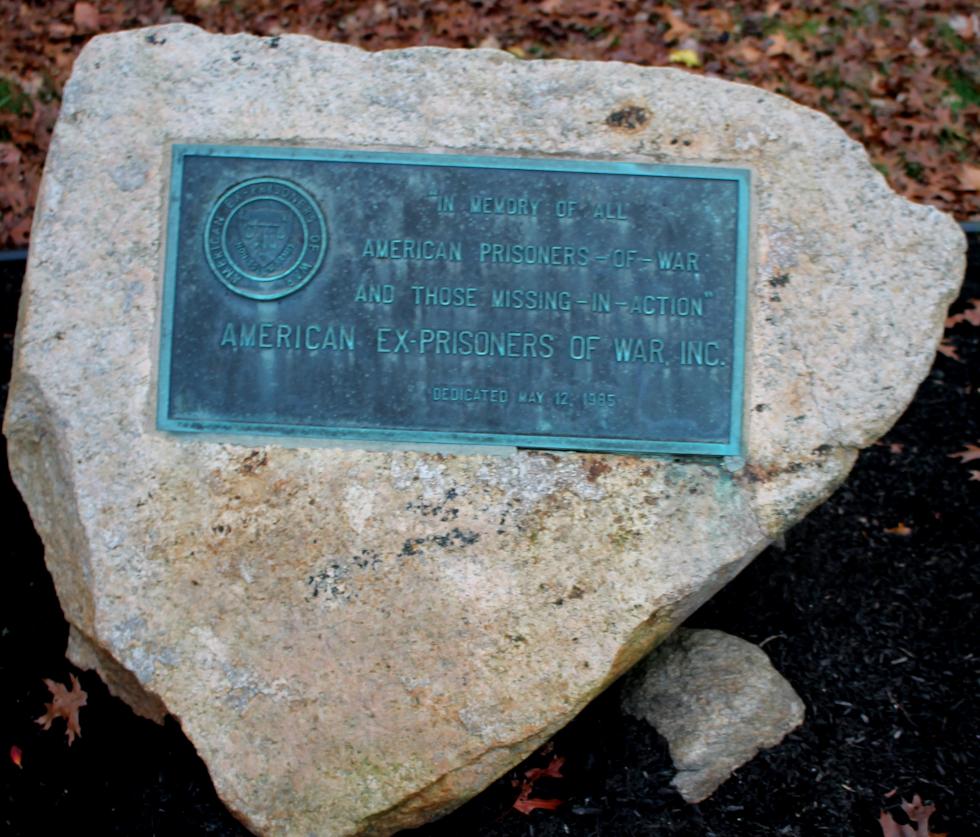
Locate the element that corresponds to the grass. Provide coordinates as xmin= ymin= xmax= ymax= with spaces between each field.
xmin=0 ymin=77 xmax=32 ymax=116
xmin=944 ymin=68 xmax=980 ymax=114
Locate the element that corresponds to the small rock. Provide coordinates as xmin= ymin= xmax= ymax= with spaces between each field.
xmin=621 ymin=629 xmax=805 ymax=802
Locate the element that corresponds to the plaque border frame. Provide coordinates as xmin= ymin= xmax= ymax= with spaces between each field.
xmin=158 ymin=144 xmax=750 ymax=456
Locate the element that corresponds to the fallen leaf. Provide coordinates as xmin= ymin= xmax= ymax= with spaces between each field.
xmin=878 ymin=794 xmax=941 ymax=837
xmin=513 ymin=793 xmax=563 ymax=814
xmin=884 ymin=522 xmax=912 ymax=536
xmin=903 ymin=794 xmax=936 ymax=826
xmin=669 ymin=48 xmax=701 ymax=68
xmin=0 ymin=144 xmax=21 ymax=166
xmin=948 ymin=14 xmax=977 ymax=40
xmin=658 ymin=7 xmax=693 ymax=43
xmin=961 ymin=165 xmax=980 ymax=192
xmin=964 ymin=301 xmax=980 ymax=327
xmin=512 ymin=754 xmax=565 ymax=815
xmin=73 ymin=2 xmax=100 ymax=34
xmin=879 ymin=809 xmax=906 ymax=837
xmin=948 ymin=299 xmax=980 ymax=328
xmin=908 ymin=37 xmax=929 ymax=58
xmin=970 ymin=471 xmax=980 ymax=482
xmin=48 ymin=22 xmax=74 ymax=40
xmin=525 ymin=755 xmax=565 ymax=782
xmin=937 ymin=338 xmax=960 ymax=360
xmin=736 ymin=41 xmax=763 ymax=63
xmin=10 ymin=745 xmax=22 ymax=768
xmin=35 ymin=673 xmax=87 ymax=746
xmin=949 ymin=443 xmax=980 ymax=464
xmin=702 ymin=8 xmax=733 ymax=34
xmin=765 ymin=31 xmax=788 ymax=57
xmin=765 ymin=31 xmax=808 ymax=63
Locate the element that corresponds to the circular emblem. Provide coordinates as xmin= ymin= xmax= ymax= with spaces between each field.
xmin=205 ymin=177 xmax=327 ymax=300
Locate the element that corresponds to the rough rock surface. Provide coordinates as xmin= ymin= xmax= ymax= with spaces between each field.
xmin=621 ymin=628 xmax=806 ymax=802
xmin=3 ymin=24 xmax=964 ymax=837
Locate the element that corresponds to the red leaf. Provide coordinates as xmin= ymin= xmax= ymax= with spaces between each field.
xmin=525 ymin=755 xmax=565 ymax=782
xmin=10 ymin=745 xmax=22 ymax=768
xmin=35 ymin=673 xmax=87 ymax=746
xmin=513 ymin=793 xmax=563 ymax=814
xmin=512 ymin=753 xmax=565 ymax=815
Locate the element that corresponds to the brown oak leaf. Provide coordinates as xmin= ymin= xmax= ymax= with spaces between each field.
xmin=659 ymin=8 xmax=693 ymax=43
xmin=946 ymin=299 xmax=980 ymax=329
xmin=36 ymin=674 xmax=87 ymax=746
xmin=960 ymin=164 xmax=980 ymax=192
xmin=73 ymin=2 xmax=100 ymax=34
xmin=963 ymin=300 xmax=980 ymax=327
xmin=937 ymin=338 xmax=961 ymax=361
xmin=949 ymin=443 xmax=980 ymax=464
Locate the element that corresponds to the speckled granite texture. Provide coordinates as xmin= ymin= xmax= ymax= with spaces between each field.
xmin=622 ymin=628 xmax=806 ymax=802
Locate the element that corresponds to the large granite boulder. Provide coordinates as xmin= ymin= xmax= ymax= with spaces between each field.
xmin=4 ymin=24 xmax=964 ymax=836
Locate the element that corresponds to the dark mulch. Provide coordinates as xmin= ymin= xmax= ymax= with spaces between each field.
xmin=2 ymin=232 xmax=978 ymax=835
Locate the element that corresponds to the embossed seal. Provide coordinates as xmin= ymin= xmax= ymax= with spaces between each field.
xmin=205 ymin=177 xmax=327 ymax=300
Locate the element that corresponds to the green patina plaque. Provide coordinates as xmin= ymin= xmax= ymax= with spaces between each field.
xmin=158 ymin=145 xmax=750 ymax=455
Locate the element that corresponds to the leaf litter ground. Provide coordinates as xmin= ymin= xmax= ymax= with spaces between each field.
xmin=1 ymin=236 xmax=977 ymax=834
